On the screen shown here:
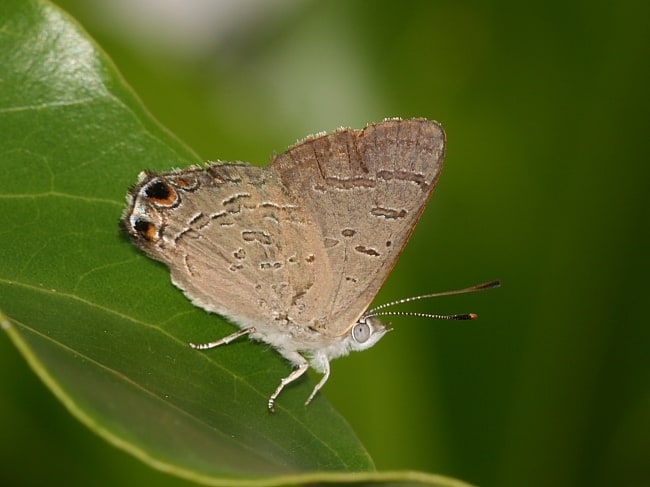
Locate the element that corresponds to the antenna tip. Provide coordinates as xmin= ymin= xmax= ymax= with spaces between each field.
xmin=480 ymin=280 xmax=501 ymax=290
xmin=452 ymin=313 xmax=478 ymax=320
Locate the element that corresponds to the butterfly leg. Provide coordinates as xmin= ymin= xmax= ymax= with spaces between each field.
xmin=189 ymin=327 xmax=255 ymax=350
xmin=305 ymin=359 xmax=330 ymax=407
xmin=268 ymin=353 xmax=309 ymax=413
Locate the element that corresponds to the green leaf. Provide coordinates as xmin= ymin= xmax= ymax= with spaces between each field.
xmin=0 ymin=1 xmax=473 ymax=486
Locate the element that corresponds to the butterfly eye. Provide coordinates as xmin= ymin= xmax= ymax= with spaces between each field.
xmin=352 ymin=322 xmax=371 ymax=343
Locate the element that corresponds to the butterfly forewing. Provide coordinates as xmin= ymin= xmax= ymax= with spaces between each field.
xmin=271 ymin=118 xmax=445 ymax=336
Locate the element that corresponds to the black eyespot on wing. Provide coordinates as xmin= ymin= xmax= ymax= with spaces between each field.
xmin=133 ymin=218 xmax=156 ymax=242
xmin=144 ymin=180 xmax=177 ymax=205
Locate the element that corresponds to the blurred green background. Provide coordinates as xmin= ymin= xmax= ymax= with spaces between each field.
xmin=1 ymin=1 xmax=648 ymax=486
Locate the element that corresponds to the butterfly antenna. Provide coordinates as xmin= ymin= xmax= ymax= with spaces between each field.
xmin=368 ymin=310 xmax=478 ymax=320
xmin=365 ymin=280 xmax=500 ymax=320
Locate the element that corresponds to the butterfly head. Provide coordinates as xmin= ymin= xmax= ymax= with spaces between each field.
xmin=347 ymin=315 xmax=391 ymax=353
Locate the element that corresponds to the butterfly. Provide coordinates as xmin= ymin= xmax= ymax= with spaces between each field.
xmin=121 ymin=118 xmax=499 ymax=411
